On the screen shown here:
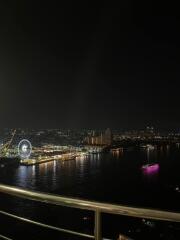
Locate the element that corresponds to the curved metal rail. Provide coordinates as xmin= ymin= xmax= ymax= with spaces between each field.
xmin=0 ymin=209 xmax=94 ymax=239
xmin=0 ymin=184 xmax=180 ymax=240
xmin=0 ymin=234 xmax=12 ymax=240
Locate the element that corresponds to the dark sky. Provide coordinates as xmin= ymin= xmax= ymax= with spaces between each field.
xmin=0 ymin=1 xmax=180 ymax=131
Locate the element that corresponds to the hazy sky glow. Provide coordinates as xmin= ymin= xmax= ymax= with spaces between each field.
xmin=0 ymin=1 xmax=180 ymax=130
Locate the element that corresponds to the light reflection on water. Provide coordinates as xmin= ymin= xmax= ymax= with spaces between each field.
xmin=142 ymin=164 xmax=160 ymax=182
xmin=1 ymin=145 xmax=180 ymax=209
xmin=140 ymin=147 xmax=159 ymax=182
xmin=12 ymin=147 xmax=169 ymax=190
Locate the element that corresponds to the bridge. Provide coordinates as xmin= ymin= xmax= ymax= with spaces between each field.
xmin=0 ymin=184 xmax=180 ymax=239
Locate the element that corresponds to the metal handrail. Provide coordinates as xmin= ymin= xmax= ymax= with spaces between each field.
xmin=1 ymin=183 xmax=180 ymax=240
xmin=0 ymin=209 xmax=94 ymax=239
xmin=1 ymin=184 xmax=180 ymax=222
xmin=0 ymin=234 xmax=12 ymax=240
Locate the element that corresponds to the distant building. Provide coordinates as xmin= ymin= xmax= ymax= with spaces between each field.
xmin=84 ymin=128 xmax=112 ymax=146
xmin=144 ymin=126 xmax=155 ymax=138
xmin=104 ymin=128 xmax=112 ymax=145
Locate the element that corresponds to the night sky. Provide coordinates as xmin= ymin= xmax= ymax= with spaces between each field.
xmin=0 ymin=1 xmax=180 ymax=131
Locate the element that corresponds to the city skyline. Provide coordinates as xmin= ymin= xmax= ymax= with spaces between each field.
xmin=1 ymin=2 xmax=180 ymax=239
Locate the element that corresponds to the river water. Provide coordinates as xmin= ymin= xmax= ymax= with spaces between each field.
xmin=0 ymin=145 xmax=180 ymax=239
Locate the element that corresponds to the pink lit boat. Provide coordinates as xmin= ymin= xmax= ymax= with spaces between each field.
xmin=142 ymin=163 xmax=159 ymax=173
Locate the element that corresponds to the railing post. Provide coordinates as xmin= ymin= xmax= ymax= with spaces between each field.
xmin=94 ymin=210 xmax=102 ymax=240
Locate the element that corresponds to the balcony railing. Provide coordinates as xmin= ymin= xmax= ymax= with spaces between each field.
xmin=0 ymin=184 xmax=180 ymax=240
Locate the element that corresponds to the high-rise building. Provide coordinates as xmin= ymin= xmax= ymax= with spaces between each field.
xmin=104 ymin=128 xmax=112 ymax=145
xmin=84 ymin=128 xmax=112 ymax=146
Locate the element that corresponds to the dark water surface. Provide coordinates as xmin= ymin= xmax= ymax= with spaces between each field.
xmin=0 ymin=145 xmax=180 ymax=239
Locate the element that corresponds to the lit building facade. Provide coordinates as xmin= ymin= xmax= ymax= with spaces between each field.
xmin=85 ymin=128 xmax=112 ymax=146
